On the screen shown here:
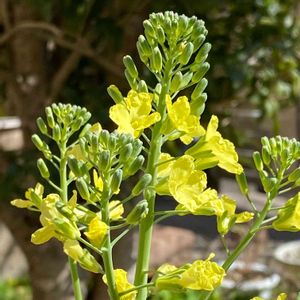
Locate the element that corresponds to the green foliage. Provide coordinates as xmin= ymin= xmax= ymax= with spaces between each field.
xmin=0 ymin=278 xmax=31 ymax=300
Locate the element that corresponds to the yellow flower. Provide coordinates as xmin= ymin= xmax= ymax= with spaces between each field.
xmin=155 ymin=153 xmax=175 ymax=195
xmin=165 ymin=95 xmax=205 ymax=144
xmin=31 ymin=193 xmax=80 ymax=245
xmin=179 ymin=254 xmax=225 ymax=290
xmin=186 ymin=115 xmax=243 ymax=174
xmin=251 ymin=293 xmax=287 ymax=300
xmin=103 ymin=269 xmax=137 ymax=300
xmin=273 ymin=192 xmax=300 ymax=232
xmin=109 ymin=90 xmax=161 ymax=138
xmin=168 ymin=155 xmax=223 ymax=216
xmin=11 ymin=183 xmax=44 ymax=209
xmin=63 ymin=239 xmax=102 ymax=273
xmin=155 ymin=254 xmax=225 ymax=291
xmin=93 ymin=169 xmax=104 ymax=191
xmin=216 ymin=195 xmax=254 ymax=234
xmin=84 ymin=216 xmax=108 ymax=248
xmin=109 ymin=200 xmax=124 ymax=220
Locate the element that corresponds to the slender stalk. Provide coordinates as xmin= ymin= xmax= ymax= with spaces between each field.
xmin=59 ymin=142 xmax=83 ymax=300
xmin=101 ymin=186 xmax=119 ymax=300
xmin=134 ymin=67 xmax=171 ymax=299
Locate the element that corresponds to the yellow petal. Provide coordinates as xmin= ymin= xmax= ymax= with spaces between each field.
xmin=31 ymin=225 xmax=55 ymax=244
xmin=109 ymin=200 xmax=124 ymax=220
xmin=109 ymin=104 xmax=133 ymax=135
xmin=11 ymin=199 xmax=33 ymax=208
xmin=84 ymin=217 xmax=108 ymax=248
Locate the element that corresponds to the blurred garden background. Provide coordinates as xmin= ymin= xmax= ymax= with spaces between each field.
xmin=0 ymin=0 xmax=300 ymax=299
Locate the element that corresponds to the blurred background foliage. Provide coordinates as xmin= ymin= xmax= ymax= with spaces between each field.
xmin=0 ymin=0 xmax=299 ymax=299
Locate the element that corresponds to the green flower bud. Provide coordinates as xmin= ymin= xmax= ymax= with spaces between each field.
xmin=235 ymin=172 xmax=249 ymax=196
xmin=143 ymin=20 xmax=156 ymax=38
xmin=269 ymin=138 xmax=278 ymax=157
xmin=45 ymin=107 xmax=55 ymax=128
xmin=68 ymin=156 xmax=82 ymax=177
xmin=253 ymin=151 xmax=264 ymax=171
xmin=191 ymin=62 xmax=210 ymax=83
xmin=37 ymin=158 xmax=50 ymax=179
xmin=30 ymin=190 xmax=42 ymax=207
xmin=36 ymin=117 xmax=48 ymax=135
xmin=138 ymin=80 xmax=148 ymax=93
xmin=72 ymin=116 xmax=84 ymax=132
xmin=192 ymin=35 xmax=206 ymax=52
xmin=107 ymin=85 xmax=124 ymax=104
xmin=126 ymin=200 xmax=149 ymax=225
xmin=137 ymin=35 xmax=152 ymax=57
xmin=111 ymin=169 xmax=123 ymax=193
xmin=123 ymin=55 xmax=139 ymax=79
xmin=288 ymin=167 xmax=300 ymax=182
xmin=132 ymin=173 xmax=152 ymax=196
xmin=262 ymin=145 xmax=271 ymax=165
xmin=56 ymin=202 xmax=74 ymax=220
xmin=98 ymin=150 xmax=110 ymax=171
xmin=99 ymin=130 xmax=110 ymax=146
xmin=53 ymin=124 xmax=61 ymax=141
xmin=131 ymin=140 xmax=143 ymax=157
xmin=53 ymin=218 xmax=80 ymax=240
xmin=125 ymin=69 xmax=137 ymax=90
xmin=178 ymin=15 xmax=188 ymax=32
xmin=108 ymin=135 xmax=117 ymax=151
xmin=119 ymin=143 xmax=133 ymax=164
xmin=179 ymin=72 xmax=193 ymax=89
xmin=261 ymin=177 xmax=278 ymax=193
xmin=170 ymin=72 xmax=183 ymax=93
xmin=156 ymin=26 xmax=165 ymax=44
xmin=179 ymin=42 xmax=194 ymax=65
xmin=151 ymin=47 xmax=163 ymax=73
xmin=261 ymin=136 xmax=271 ymax=153
xmin=79 ymin=124 xmax=92 ymax=138
xmin=32 ymin=134 xmax=44 ymax=151
xmin=190 ymin=93 xmax=207 ymax=117
xmin=76 ymin=177 xmax=90 ymax=201
xmin=195 ymin=42 xmax=211 ymax=64
xmin=127 ymin=155 xmax=144 ymax=176
xmin=91 ymin=134 xmax=99 ymax=153
xmin=276 ymin=136 xmax=283 ymax=153
xmin=191 ymin=78 xmax=208 ymax=100
xmin=51 ymin=103 xmax=60 ymax=116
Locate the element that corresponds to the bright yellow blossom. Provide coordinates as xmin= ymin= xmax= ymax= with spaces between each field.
xmin=103 ymin=269 xmax=137 ymax=300
xmin=165 ymin=95 xmax=205 ymax=144
xmin=109 ymin=200 xmax=124 ymax=220
xmin=84 ymin=216 xmax=108 ymax=248
xmin=63 ymin=239 xmax=102 ymax=273
xmin=250 ymin=293 xmax=287 ymax=300
xmin=109 ymin=90 xmax=160 ymax=138
xmin=155 ymin=253 xmax=225 ymax=291
xmin=273 ymin=192 xmax=300 ymax=232
xmin=186 ymin=115 xmax=243 ymax=174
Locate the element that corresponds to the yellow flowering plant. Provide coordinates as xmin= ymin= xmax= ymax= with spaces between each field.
xmin=11 ymin=11 xmax=300 ymax=300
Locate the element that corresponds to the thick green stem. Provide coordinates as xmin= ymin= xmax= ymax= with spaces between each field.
xmin=134 ymin=73 xmax=171 ymax=299
xmin=59 ymin=143 xmax=83 ymax=300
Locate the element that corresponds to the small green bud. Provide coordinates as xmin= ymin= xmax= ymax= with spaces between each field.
xmin=191 ymin=62 xmax=210 ymax=83
xmin=76 ymin=177 xmax=90 ymax=201
xmin=125 ymin=69 xmax=137 ymax=90
xmin=253 ymin=151 xmax=264 ymax=171
xmin=143 ymin=20 xmax=156 ymax=38
xmin=195 ymin=42 xmax=211 ymax=64
xmin=53 ymin=219 xmax=80 ymax=240
xmin=235 ymin=172 xmax=249 ymax=196
xmin=126 ymin=200 xmax=149 ymax=225
xmin=51 ymin=103 xmax=60 ymax=116
xmin=68 ymin=156 xmax=82 ymax=177
xmin=45 ymin=107 xmax=55 ymax=128
xmin=137 ymin=35 xmax=152 ymax=57
xmin=79 ymin=124 xmax=92 ymax=138
xmin=262 ymin=145 xmax=271 ymax=165
xmin=131 ymin=140 xmax=143 ymax=157
xmin=178 ymin=15 xmax=188 ymax=32
xmin=261 ymin=177 xmax=278 ymax=193
xmin=98 ymin=150 xmax=110 ymax=171
xmin=276 ymin=136 xmax=283 ymax=153
xmin=108 ymin=135 xmax=117 ymax=151
xmin=138 ymin=80 xmax=148 ymax=93
xmin=30 ymin=190 xmax=42 ymax=207
xmin=132 ymin=173 xmax=152 ymax=196
xmin=53 ymin=124 xmax=61 ymax=141
xmin=156 ymin=26 xmax=165 ymax=44
xmin=91 ymin=134 xmax=99 ymax=152
xmin=36 ymin=117 xmax=48 ymax=135
xmin=123 ymin=55 xmax=138 ymax=79
xmin=179 ymin=72 xmax=193 ymax=89
xmin=107 ymin=85 xmax=124 ymax=104
xmin=99 ymin=130 xmax=110 ymax=146
xmin=111 ymin=169 xmax=123 ymax=193
xmin=32 ymin=134 xmax=44 ymax=151
xmin=191 ymin=78 xmax=208 ymax=100
xmin=179 ymin=42 xmax=194 ymax=65
xmin=72 ymin=116 xmax=84 ymax=132
xmin=190 ymin=93 xmax=207 ymax=117
xmin=119 ymin=143 xmax=133 ymax=163
xmin=151 ymin=47 xmax=163 ymax=73
xmin=127 ymin=155 xmax=144 ymax=176
xmin=37 ymin=158 xmax=50 ymax=179
xmin=170 ymin=72 xmax=183 ymax=93
xmin=288 ymin=167 xmax=300 ymax=182
xmin=269 ymin=138 xmax=278 ymax=157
